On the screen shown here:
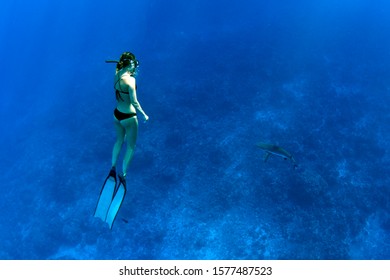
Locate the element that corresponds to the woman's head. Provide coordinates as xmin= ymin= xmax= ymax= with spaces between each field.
xmin=116 ymin=52 xmax=139 ymax=75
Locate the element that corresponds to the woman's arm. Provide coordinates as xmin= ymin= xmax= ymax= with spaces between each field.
xmin=126 ymin=76 xmax=149 ymax=121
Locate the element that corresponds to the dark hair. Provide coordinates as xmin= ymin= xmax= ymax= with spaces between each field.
xmin=116 ymin=52 xmax=139 ymax=72
xmin=115 ymin=52 xmax=139 ymax=101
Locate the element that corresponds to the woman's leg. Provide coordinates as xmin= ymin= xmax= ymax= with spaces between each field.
xmin=120 ymin=117 xmax=138 ymax=177
xmin=111 ymin=118 xmax=126 ymax=168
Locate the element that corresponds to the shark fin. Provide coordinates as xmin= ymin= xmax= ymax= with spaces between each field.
xmin=263 ymin=152 xmax=271 ymax=162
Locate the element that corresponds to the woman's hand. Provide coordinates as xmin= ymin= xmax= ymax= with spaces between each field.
xmin=143 ymin=114 xmax=149 ymax=123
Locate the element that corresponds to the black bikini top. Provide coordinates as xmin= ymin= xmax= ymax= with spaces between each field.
xmin=114 ymin=78 xmax=129 ymax=94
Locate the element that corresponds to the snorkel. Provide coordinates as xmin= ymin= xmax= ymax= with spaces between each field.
xmin=105 ymin=59 xmax=119 ymax=63
xmin=106 ymin=59 xmax=139 ymax=77
xmin=106 ymin=53 xmax=139 ymax=77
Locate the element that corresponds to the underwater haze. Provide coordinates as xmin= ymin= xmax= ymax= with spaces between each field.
xmin=1 ymin=0 xmax=390 ymax=259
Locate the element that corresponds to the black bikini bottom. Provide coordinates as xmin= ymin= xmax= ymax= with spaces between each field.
xmin=114 ymin=108 xmax=137 ymax=121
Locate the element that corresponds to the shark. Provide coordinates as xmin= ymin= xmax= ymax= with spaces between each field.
xmin=256 ymin=142 xmax=298 ymax=169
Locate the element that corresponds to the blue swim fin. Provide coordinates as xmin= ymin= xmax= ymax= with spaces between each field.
xmin=105 ymin=174 xmax=127 ymax=229
xmin=94 ymin=168 xmax=126 ymax=229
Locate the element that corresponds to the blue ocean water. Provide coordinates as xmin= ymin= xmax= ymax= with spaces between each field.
xmin=0 ymin=0 xmax=389 ymax=260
